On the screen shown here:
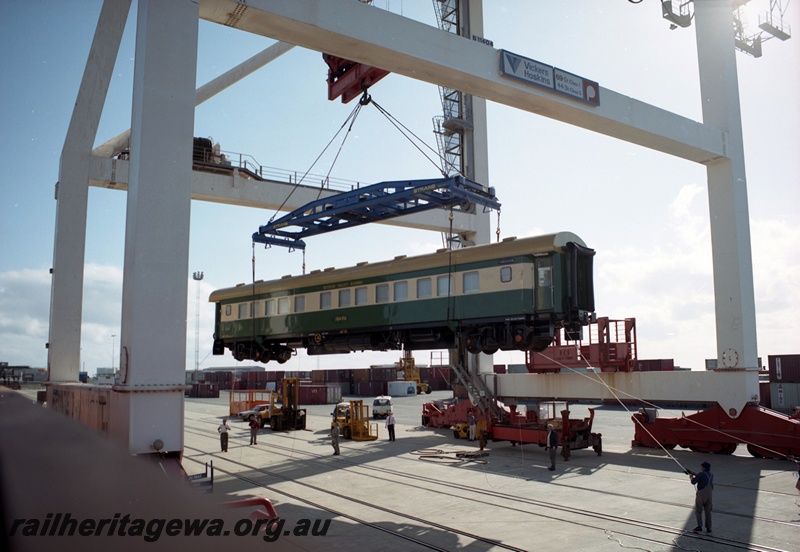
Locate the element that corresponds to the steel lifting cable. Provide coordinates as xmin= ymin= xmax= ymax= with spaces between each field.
xmin=268 ymin=98 xmax=367 ymax=221
xmin=411 ymin=448 xmax=488 ymax=464
xmin=569 ymin=352 xmax=795 ymax=462
xmin=313 ymin=92 xmax=370 ymax=201
xmin=369 ymin=98 xmax=452 ymax=177
xmin=253 ymin=98 xmax=366 ymax=283
xmin=675 ymin=414 xmax=791 ymax=460
xmin=533 ymin=351 xmax=691 ymax=475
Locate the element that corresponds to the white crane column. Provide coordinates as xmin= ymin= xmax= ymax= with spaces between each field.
xmin=48 ymin=0 xmax=131 ymax=382
xmin=461 ymin=0 xmax=495 ymax=378
xmin=109 ymin=0 xmax=199 ymax=455
xmin=694 ymin=2 xmax=759 ymax=374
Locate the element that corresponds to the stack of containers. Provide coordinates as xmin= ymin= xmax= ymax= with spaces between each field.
xmin=634 ymin=359 xmax=675 ymax=371
xmin=769 ymin=354 xmax=800 ymax=413
xmin=420 ymin=366 xmax=452 ymax=390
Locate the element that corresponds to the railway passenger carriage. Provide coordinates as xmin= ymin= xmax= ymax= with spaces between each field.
xmin=210 ymin=232 xmax=595 ymax=363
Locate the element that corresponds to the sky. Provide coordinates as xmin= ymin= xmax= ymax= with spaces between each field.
xmin=0 ymin=0 xmax=797 ymax=376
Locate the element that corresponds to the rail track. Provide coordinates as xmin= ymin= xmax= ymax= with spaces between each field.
xmin=182 ymin=416 xmax=797 ymax=552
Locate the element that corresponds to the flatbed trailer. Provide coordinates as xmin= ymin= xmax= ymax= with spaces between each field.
xmin=422 ymin=399 xmax=602 ymax=458
xmin=631 ymin=404 xmax=800 ymax=458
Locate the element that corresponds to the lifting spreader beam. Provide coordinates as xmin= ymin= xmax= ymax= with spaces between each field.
xmin=252 ymin=175 xmax=500 ymax=249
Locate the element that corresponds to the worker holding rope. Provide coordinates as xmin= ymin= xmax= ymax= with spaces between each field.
xmin=687 ymin=461 xmax=714 ymax=534
xmin=790 ymin=455 xmax=800 ymax=496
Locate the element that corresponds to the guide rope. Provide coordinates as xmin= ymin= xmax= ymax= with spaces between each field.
xmin=532 ymin=351 xmax=691 ymax=474
xmin=536 ymin=349 xmax=798 ymax=465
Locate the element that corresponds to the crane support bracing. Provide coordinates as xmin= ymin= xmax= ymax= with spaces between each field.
xmin=252 ymin=175 xmax=500 ymax=248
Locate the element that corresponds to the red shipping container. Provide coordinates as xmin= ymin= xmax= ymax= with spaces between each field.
xmin=768 ymin=354 xmax=800 ymax=383
xmin=635 ymin=359 xmax=675 ymax=372
xmin=298 ymin=384 xmax=325 ymax=405
xmin=324 ymin=370 xmax=340 ymax=383
xmin=759 ymin=382 xmax=771 ymax=407
xmin=354 ymin=381 xmax=385 ymax=396
xmin=493 ymin=364 xmax=507 ymax=374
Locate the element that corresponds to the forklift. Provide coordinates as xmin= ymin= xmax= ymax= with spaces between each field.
xmin=398 ymin=349 xmax=431 ymax=394
xmin=330 ymin=400 xmax=378 ymax=441
xmin=259 ymin=377 xmax=307 ymax=431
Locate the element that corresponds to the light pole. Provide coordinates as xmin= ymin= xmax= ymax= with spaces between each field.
xmin=111 ymin=334 xmax=117 ymax=371
xmin=192 ymin=271 xmax=204 ymax=372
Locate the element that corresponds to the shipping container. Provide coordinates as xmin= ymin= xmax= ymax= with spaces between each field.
xmin=507 ymin=364 xmax=528 ymax=374
xmin=452 ymin=383 xmax=469 ymax=400
xmin=387 ymin=380 xmax=417 ymax=397
xmin=298 ymin=383 xmax=342 ymax=405
xmin=493 ymin=364 xmax=507 ymax=374
xmin=759 ymin=382 xmax=771 ymax=408
xmin=192 ymin=383 xmax=219 ymax=399
xmin=768 ymin=354 xmax=800 ymax=383
xmin=370 ymin=366 xmax=397 ymax=382
xmin=323 ymin=370 xmax=339 ymax=383
xmin=635 ymin=359 xmax=675 ymax=372
xmin=353 ymin=381 xmax=385 ymax=397
xmin=298 ymin=385 xmax=326 ymax=405
xmin=311 ymin=370 xmax=326 ymax=384
xmin=770 ymin=382 xmax=800 ymax=412
xmin=352 ymin=368 xmax=370 ymax=383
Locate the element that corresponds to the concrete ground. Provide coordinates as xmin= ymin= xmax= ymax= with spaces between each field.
xmin=182 ymin=390 xmax=800 ymax=551
xmin=4 ymin=386 xmax=799 ymax=551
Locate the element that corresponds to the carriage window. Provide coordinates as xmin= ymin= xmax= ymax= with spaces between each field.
xmin=277 ymin=297 xmax=289 ymax=314
xmin=376 ymin=283 xmax=389 ymax=303
xmin=394 ymin=281 xmax=408 ymax=301
xmin=294 ymin=296 xmax=305 ymax=313
xmin=417 ymin=278 xmax=432 ymax=299
xmin=225 ymin=305 xmax=231 ymax=316
xmin=437 ymin=275 xmax=452 ymax=297
xmin=320 ymin=291 xmax=332 ymax=310
xmin=265 ymin=299 xmax=275 ymax=316
xmin=338 ymin=289 xmax=351 ymax=307
xmin=251 ymin=302 xmax=260 ymax=317
xmin=463 ymin=271 xmax=479 ymax=293
xmin=500 ymin=266 xmax=512 ymax=283
xmin=238 ymin=303 xmax=248 ymax=318
xmin=355 ymin=286 xmax=368 ymax=305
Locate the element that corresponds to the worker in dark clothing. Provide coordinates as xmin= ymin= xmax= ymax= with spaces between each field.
xmin=331 ymin=421 xmax=341 ymax=455
xmin=248 ymin=415 xmax=260 ymax=445
xmin=789 ymin=455 xmax=800 ymax=495
xmin=545 ymin=424 xmax=558 ymax=471
xmin=688 ymin=461 xmax=714 ymax=533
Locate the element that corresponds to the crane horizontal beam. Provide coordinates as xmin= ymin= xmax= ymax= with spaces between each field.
xmin=252 ymin=176 xmax=499 ymax=248
xmin=199 ymin=0 xmax=728 ymax=165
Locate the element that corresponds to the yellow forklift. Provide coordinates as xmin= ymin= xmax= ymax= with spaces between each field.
xmin=259 ymin=377 xmax=307 ymax=431
xmin=330 ymin=400 xmax=378 ymax=440
xmin=398 ymin=350 xmax=431 ymax=394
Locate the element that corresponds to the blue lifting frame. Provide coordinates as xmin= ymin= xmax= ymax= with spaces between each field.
xmin=252 ymin=175 xmax=500 ymax=249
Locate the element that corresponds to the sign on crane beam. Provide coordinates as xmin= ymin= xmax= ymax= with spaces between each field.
xmin=252 ymin=175 xmax=500 ymax=248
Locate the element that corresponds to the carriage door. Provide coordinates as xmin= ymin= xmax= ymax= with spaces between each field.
xmin=535 ymin=255 xmax=554 ymax=311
